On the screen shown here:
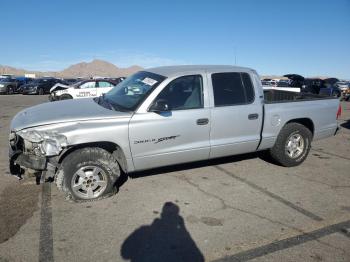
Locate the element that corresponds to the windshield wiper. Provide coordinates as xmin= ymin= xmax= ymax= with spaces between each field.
xmin=108 ymin=100 xmax=130 ymax=112
xmin=95 ymin=94 xmax=130 ymax=112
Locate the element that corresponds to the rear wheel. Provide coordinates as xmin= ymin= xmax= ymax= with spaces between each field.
xmin=61 ymin=147 xmax=120 ymax=201
xmin=269 ymin=123 xmax=312 ymax=167
xmin=38 ymin=88 xmax=44 ymax=95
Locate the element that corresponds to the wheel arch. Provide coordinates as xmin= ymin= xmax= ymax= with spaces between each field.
xmin=285 ymin=118 xmax=314 ymax=136
xmin=58 ymin=141 xmax=128 ymax=173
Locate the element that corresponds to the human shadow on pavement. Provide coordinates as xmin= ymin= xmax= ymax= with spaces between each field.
xmin=120 ymin=202 xmax=204 ymax=262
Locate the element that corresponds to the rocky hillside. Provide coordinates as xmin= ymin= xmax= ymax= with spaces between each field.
xmin=0 ymin=59 xmax=143 ymax=78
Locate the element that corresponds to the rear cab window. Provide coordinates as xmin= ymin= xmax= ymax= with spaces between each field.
xmin=211 ymin=72 xmax=255 ymax=107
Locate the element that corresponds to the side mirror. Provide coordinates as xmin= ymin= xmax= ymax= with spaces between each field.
xmin=149 ymin=99 xmax=171 ymax=112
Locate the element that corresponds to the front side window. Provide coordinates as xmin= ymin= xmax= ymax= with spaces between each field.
xmin=212 ymin=72 xmax=254 ymax=107
xmin=80 ymin=81 xmax=96 ymax=89
xmin=154 ymin=75 xmax=203 ymax=110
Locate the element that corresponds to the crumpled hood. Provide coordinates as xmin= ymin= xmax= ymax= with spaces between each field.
xmin=50 ymin=83 xmax=70 ymax=92
xmin=11 ymin=98 xmax=132 ymax=131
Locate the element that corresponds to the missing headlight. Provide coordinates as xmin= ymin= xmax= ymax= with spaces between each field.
xmin=18 ymin=130 xmax=67 ymax=157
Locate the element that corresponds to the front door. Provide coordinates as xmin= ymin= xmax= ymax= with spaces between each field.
xmin=129 ymin=74 xmax=211 ymax=171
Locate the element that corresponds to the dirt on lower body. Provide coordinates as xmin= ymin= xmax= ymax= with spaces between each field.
xmin=0 ymin=179 xmax=41 ymax=243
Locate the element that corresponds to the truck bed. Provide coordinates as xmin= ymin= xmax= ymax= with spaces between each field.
xmin=259 ymin=90 xmax=339 ymax=151
xmin=264 ymin=89 xmax=335 ymax=104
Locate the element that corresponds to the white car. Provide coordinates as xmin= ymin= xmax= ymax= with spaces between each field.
xmin=336 ymin=81 xmax=349 ymax=91
xmin=49 ymin=79 xmax=120 ymax=101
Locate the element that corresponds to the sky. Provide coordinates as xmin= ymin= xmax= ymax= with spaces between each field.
xmin=0 ymin=0 xmax=349 ymax=78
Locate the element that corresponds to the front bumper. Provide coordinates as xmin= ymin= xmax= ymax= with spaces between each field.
xmin=49 ymin=94 xmax=58 ymax=101
xmin=0 ymin=86 xmax=7 ymax=93
xmin=9 ymin=148 xmax=47 ymax=175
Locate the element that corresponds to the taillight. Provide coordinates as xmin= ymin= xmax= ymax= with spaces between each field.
xmin=336 ymin=104 xmax=342 ymax=119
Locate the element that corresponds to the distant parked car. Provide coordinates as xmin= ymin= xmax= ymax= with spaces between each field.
xmin=301 ymin=78 xmax=324 ymax=94
xmin=336 ymin=81 xmax=349 ymax=90
xmin=63 ymin=78 xmax=80 ymax=85
xmin=261 ymin=80 xmax=273 ymax=86
xmin=336 ymin=81 xmax=350 ymax=98
xmin=105 ymin=77 xmax=125 ymax=84
xmin=277 ymin=80 xmax=290 ymax=87
xmin=0 ymin=77 xmax=32 ymax=94
xmin=319 ymin=85 xmax=342 ymax=98
xmin=319 ymin=78 xmax=341 ymax=98
xmin=21 ymin=78 xmax=64 ymax=95
xmin=49 ymin=79 xmax=118 ymax=101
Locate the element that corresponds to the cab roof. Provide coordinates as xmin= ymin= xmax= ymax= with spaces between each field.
xmin=146 ymin=65 xmax=254 ymax=77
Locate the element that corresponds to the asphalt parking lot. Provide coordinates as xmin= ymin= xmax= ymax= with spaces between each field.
xmin=0 ymin=95 xmax=349 ymax=262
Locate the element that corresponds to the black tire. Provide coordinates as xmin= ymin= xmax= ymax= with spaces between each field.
xmin=269 ymin=122 xmax=312 ymax=167
xmin=7 ymin=86 xmax=14 ymax=95
xmin=60 ymin=94 xmax=73 ymax=100
xmin=38 ymin=88 xmax=44 ymax=95
xmin=61 ymin=147 xmax=120 ymax=201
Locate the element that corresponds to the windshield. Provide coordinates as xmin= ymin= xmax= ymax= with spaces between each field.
xmin=102 ymin=71 xmax=166 ymax=111
xmin=72 ymin=81 xmax=84 ymax=87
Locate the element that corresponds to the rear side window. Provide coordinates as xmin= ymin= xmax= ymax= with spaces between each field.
xmin=212 ymin=72 xmax=254 ymax=107
xmin=98 ymin=81 xmax=114 ymax=88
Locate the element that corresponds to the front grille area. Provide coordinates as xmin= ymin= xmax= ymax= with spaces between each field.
xmin=9 ymin=132 xmax=24 ymax=152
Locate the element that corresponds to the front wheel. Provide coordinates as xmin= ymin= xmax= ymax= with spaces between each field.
xmin=269 ymin=123 xmax=312 ymax=167
xmin=61 ymin=147 xmax=120 ymax=201
xmin=7 ymin=86 xmax=14 ymax=95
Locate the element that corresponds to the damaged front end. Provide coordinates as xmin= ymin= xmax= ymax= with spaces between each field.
xmin=9 ymin=130 xmax=67 ymax=180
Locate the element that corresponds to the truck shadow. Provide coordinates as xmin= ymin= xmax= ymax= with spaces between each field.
xmin=340 ymin=119 xmax=350 ymax=130
xmin=120 ymin=202 xmax=204 ymax=262
xmin=115 ymin=151 xmax=274 ymax=190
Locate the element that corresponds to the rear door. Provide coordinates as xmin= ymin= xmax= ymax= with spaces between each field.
xmin=76 ymin=81 xmax=97 ymax=98
xmin=129 ymin=74 xmax=211 ymax=171
xmin=209 ymin=72 xmax=263 ymax=158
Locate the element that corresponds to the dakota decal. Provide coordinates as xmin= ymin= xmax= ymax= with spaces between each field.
xmin=134 ymin=135 xmax=180 ymax=145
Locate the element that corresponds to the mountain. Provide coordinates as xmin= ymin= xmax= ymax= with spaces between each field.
xmin=0 ymin=59 xmax=143 ymax=78
xmin=59 ymin=59 xmax=142 ymax=78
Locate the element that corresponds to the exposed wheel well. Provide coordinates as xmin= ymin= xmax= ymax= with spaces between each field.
xmin=60 ymin=94 xmax=73 ymax=99
xmin=58 ymin=142 xmax=128 ymax=173
xmin=285 ymin=118 xmax=314 ymax=136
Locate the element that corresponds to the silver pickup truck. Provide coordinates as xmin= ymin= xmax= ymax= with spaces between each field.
xmin=9 ymin=65 xmax=341 ymax=201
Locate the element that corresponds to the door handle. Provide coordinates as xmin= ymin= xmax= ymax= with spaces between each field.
xmin=196 ymin=118 xmax=209 ymax=125
xmin=248 ymin=113 xmax=259 ymax=120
